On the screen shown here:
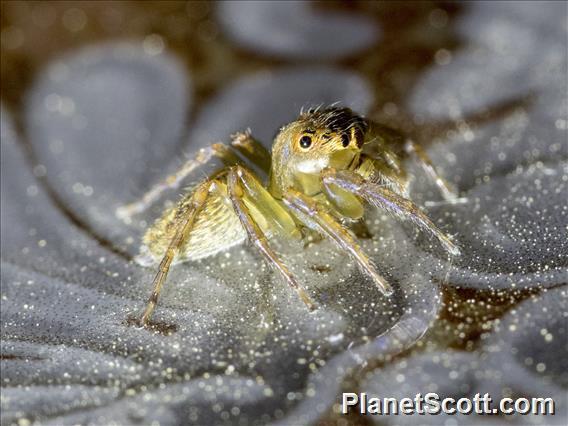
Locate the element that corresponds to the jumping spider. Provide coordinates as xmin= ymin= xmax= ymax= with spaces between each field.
xmin=117 ymin=106 xmax=461 ymax=327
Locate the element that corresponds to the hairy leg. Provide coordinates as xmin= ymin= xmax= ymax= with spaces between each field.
xmin=230 ymin=130 xmax=271 ymax=174
xmin=366 ymin=122 xmax=460 ymax=202
xmin=227 ymin=166 xmax=315 ymax=310
xmin=404 ymin=140 xmax=462 ymax=202
xmin=137 ymin=179 xmax=216 ymax=326
xmin=116 ymin=143 xmax=240 ymax=222
xmin=231 ymin=165 xmax=300 ymax=239
xmin=283 ymin=189 xmax=394 ymax=297
xmin=321 ymin=168 xmax=460 ymax=256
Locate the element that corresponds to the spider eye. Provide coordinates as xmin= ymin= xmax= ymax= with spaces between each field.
xmin=299 ymin=135 xmax=312 ymax=149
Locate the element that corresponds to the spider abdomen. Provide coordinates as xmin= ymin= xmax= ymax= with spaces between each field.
xmin=138 ymin=184 xmax=247 ymax=265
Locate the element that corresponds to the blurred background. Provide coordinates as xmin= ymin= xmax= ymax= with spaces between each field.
xmin=1 ymin=1 xmax=461 ymax=125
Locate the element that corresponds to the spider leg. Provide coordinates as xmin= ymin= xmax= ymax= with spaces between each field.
xmin=231 ymin=165 xmax=300 ymax=239
xmin=282 ymin=189 xmax=394 ymax=297
xmin=321 ymin=168 xmax=460 ymax=257
xmin=116 ymin=143 xmax=240 ymax=222
xmin=404 ymin=140 xmax=462 ymax=202
xmin=137 ymin=179 xmax=216 ymax=326
xmin=227 ymin=166 xmax=315 ymax=311
xmin=230 ymin=130 xmax=271 ymax=174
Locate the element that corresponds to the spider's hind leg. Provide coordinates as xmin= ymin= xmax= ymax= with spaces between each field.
xmin=117 ymin=132 xmax=273 ymax=222
xmin=116 ymin=143 xmax=240 ymax=222
xmin=404 ymin=140 xmax=463 ymax=203
xmin=136 ymin=179 xmax=217 ymax=327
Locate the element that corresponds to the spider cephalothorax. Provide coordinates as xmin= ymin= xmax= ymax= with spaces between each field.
xmin=117 ymin=106 xmax=461 ymax=328
xmin=269 ymin=107 xmax=369 ymax=198
xmin=298 ymin=106 xmax=368 ymax=149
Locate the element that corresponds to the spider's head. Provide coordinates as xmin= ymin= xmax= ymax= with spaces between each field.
xmin=269 ymin=106 xmax=368 ymax=198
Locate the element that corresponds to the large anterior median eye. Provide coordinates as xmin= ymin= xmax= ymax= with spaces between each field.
xmin=299 ymin=135 xmax=312 ymax=149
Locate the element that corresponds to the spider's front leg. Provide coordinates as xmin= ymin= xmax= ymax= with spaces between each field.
xmin=321 ymin=168 xmax=460 ymax=257
xmin=282 ymin=189 xmax=394 ymax=297
xmin=226 ymin=166 xmax=315 ymax=310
